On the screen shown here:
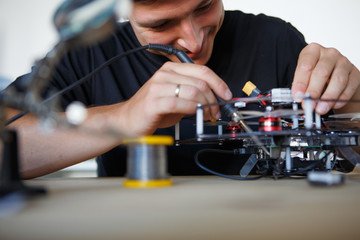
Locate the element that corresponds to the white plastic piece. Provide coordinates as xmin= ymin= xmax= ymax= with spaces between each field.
xmin=234 ymin=101 xmax=246 ymax=108
xmin=285 ymin=147 xmax=292 ymax=172
xmin=196 ymin=104 xmax=204 ymax=136
xmin=304 ymin=93 xmax=313 ymax=130
xmin=315 ymin=113 xmax=321 ymax=129
xmin=65 ymin=101 xmax=88 ymax=125
xmin=218 ymin=122 xmax=223 ymax=136
xmin=308 ymin=172 xmax=344 ymax=186
xmin=292 ymin=102 xmax=299 ymax=129
xmin=175 ymin=122 xmax=180 ymax=141
xmin=271 ymin=88 xmax=293 ymax=103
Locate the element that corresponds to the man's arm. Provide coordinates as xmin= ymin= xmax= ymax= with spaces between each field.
xmin=5 ymin=105 xmax=126 ymax=179
xmin=1 ymin=62 xmax=232 ymax=179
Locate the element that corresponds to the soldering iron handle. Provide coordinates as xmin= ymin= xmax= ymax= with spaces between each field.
xmin=175 ymin=50 xmax=194 ymax=64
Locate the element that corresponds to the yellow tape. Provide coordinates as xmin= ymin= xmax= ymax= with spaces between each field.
xmin=123 ymin=179 xmax=173 ymax=188
xmin=123 ymin=135 xmax=174 ymax=145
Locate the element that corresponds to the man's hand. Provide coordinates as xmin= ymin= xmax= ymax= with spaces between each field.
xmin=291 ymin=43 xmax=360 ymax=115
xmin=120 ymin=62 xmax=233 ymax=136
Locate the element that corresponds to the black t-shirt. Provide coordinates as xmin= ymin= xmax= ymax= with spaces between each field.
xmin=13 ymin=11 xmax=307 ymax=176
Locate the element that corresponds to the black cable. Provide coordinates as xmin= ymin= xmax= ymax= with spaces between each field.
xmin=195 ymin=148 xmax=263 ymax=180
xmin=6 ymin=111 xmax=27 ymax=125
xmin=46 ymin=45 xmax=149 ymax=105
xmin=279 ymin=150 xmax=334 ymax=179
xmin=6 ymin=44 xmax=184 ymax=125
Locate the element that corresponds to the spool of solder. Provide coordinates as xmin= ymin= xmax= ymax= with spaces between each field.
xmin=123 ymin=136 xmax=174 ymax=188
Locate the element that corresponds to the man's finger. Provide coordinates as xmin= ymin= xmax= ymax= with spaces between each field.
xmin=291 ymin=43 xmax=321 ymax=101
xmin=162 ymin=62 xmax=233 ymax=101
xmin=315 ymin=57 xmax=352 ymax=114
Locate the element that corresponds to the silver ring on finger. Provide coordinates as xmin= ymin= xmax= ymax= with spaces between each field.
xmin=175 ymin=84 xmax=181 ymax=98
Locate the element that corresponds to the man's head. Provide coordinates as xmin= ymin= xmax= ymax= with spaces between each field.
xmin=129 ymin=0 xmax=224 ymax=64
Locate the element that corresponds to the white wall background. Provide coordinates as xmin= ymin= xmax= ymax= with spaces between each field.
xmin=0 ymin=0 xmax=64 ymax=82
xmin=0 ymin=0 xmax=359 ymax=82
xmin=224 ymin=0 xmax=360 ymax=72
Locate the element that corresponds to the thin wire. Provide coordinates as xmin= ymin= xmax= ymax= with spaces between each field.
xmin=280 ymin=151 xmax=334 ymax=178
xmin=195 ymin=148 xmax=263 ymax=180
xmin=6 ymin=45 xmax=149 ymax=125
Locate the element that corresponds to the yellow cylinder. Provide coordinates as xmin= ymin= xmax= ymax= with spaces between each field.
xmin=123 ymin=136 xmax=173 ymax=188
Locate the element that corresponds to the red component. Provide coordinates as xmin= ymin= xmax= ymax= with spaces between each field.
xmin=226 ymin=125 xmax=242 ymax=131
xmin=226 ymin=121 xmax=242 ymax=137
xmin=259 ymin=117 xmax=282 ymax=132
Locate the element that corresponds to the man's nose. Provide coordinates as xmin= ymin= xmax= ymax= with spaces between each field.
xmin=177 ymin=17 xmax=204 ymax=53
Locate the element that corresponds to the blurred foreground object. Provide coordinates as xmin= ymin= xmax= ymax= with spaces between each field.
xmin=123 ymin=136 xmax=174 ymax=188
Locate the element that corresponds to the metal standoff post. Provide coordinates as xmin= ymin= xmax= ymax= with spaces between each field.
xmin=123 ymin=136 xmax=174 ymax=188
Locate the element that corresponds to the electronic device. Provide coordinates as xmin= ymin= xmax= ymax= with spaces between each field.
xmin=175 ymin=83 xmax=360 ymax=180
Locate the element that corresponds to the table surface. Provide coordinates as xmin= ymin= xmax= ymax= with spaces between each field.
xmin=1 ymin=174 xmax=360 ymax=240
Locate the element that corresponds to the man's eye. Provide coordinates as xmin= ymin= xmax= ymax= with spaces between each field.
xmin=151 ymin=23 xmax=167 ymax=30
xmin=196 ymin=1 xmax=213 ymax=13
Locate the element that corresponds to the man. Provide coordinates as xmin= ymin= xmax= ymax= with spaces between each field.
xmin=3 ymin=0 xmax=360 ymax=178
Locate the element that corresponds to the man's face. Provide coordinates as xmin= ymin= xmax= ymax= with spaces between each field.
xmin=130 ymin=0 xmax=224 ymax=65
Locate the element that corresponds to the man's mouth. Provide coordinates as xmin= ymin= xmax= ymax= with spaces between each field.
xmin=185 ymin=43 xmax=204 ymax=61
xmin=186 ymin=52 xmax=199 ymax=60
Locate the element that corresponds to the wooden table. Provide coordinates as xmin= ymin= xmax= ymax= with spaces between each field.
xmin=1 ymin=175 xmax=360 ymax=240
